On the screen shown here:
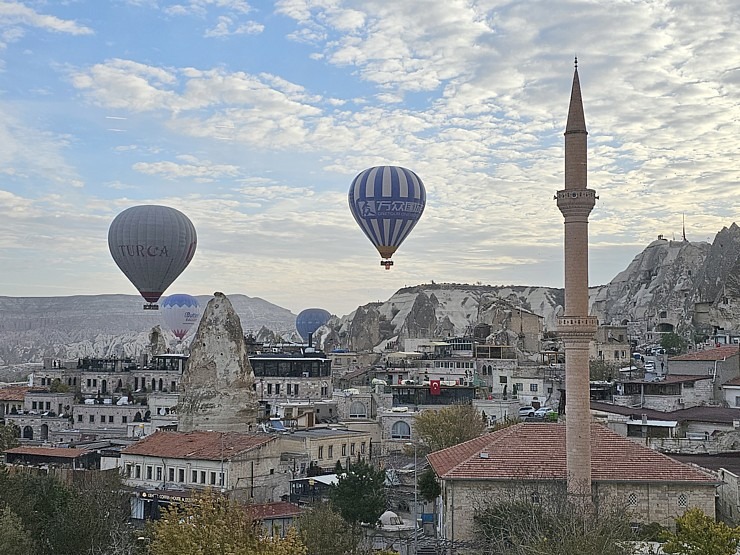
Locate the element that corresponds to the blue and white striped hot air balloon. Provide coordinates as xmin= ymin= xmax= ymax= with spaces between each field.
xmin=161 ymin=294 xmax=201 ymax=340
xmin=348 ymin=166 xmax=426 ymax=269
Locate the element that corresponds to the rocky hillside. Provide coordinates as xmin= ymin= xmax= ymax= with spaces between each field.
xmin=0 ymin=294 xmax=297 ymax=365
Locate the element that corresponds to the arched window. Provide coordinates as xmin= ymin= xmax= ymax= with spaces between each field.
xmin=22 ymin=426 xmax=33 ymax=439
xmin=391 ymin=421 xmax=411 ymax=439
xmin=349 ymin=401 xmax=367 ymax=418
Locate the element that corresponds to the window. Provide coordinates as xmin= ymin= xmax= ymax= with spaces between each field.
xmin=318 ymin=446 xmax=324 ymax=459
xmin=531 ymin=491 xmax=540 ymax=504
xmin=391 ymin=421 xmax=411 ymax=439
xmin=361 ymin=442 xmax=366 ymax=454
xmin=287 ymin=384 xmax=292 ymax=395
xmin=146 ymin=466 xmax=153 ymax=480
xmin=328 ymin=445 xmax=333 ymax=458
xmin=200 ymin=471 xmax=206 ymax=484
xmin=92 ymin=379 xmax=97 ymax=387
xmin=267 ymin=383 xmax=273 ymax=395
xmin=219 ymin=472 xmax=225 ymax=487
xmin=677 ymin=493 xmax=688 ymax=508
xmin=210 ymin=472 xmax=217 ymax=485
xmin=109 ymin=415 xmax=114 ymax=423
xmin=125 ymin=464 xmax=132 ymax=478
xmin=516 ymin=383 xmax=523 ymax=393
xmin=294 ymin=384 xmax=299 ymax=396
xmin=178 ymin=469 xmax=185 ymax=483
xmin=89 ymin=415 xmax=95 ymax=423
xmin=32 ymin=401 xmax=37 ymax=410
xmin=349 ymin=401 xmax=367 ymax=418
xmin=341 ymin=444 xmax=346 ymax=456
xmin=77 ymin=414 xmax=83 ymax=422
xmin=275 ymin=383 xmax=280 ymax=395
xmin=122 ymin=416 xmax=128 ymax=423
xmin=156 ymin=467 xmax=162 ymax=481
xmin=87 ymin=379 xmax=92 ymax=387
xmin=135 ymin=465 xmax=141 ymax=479
xmin=46 ymin=402 xmax=51 ymax=410
xmin=530 ymin=383 xmax=538 ymax=392
xmin=351 ymin=443 xmax=355 ymax=455
xmin=168 ymin=468 xmax=175 ymax=481
xmin=192 ymin=470 xmax=198 ymax=483
xmin=614 ymin=350 xmax=620 ymax=359
xmin=499 ymin=376 xmax=507 ymax=383
xmin=627 ymin=493 xmax=637 ymax=507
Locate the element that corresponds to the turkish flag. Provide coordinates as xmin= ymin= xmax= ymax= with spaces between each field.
xmin=430 ymin=380 xmax=441 ymax=396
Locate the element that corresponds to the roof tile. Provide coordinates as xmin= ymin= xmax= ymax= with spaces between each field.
xmin=121 ymin=431 xmax=274 ymax=461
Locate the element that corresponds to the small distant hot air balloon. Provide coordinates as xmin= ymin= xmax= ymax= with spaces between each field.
xmin=161 ymin=294 xmax=201 ymax=340
xmin=348 ymin=165 xmax=426 ymax=269
xmin=296 ymin=308 xmax=331 ymax=344
xmin=108 ymin=205 xmax=197 ymax=309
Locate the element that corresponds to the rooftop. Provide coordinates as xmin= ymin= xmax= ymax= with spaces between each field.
xmin=121 ymin=431 xmax=274 ymax=460
xmin=591 ymin=401 xmax=740 ymax=424
xmin=4 ymin=446 xmax=91 ymax=459
xmin=0 ymin=386 xmax=33 ymax=401
xmin=427 ymin=423 xmax=717 ymax=484
xmin=249 ymin=501 xmax=302 ymax=521
xmin=670 ymin=345 xmax=740 ymax=362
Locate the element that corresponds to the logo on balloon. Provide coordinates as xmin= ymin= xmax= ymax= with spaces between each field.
xmin=356 ymin=200 xmax=424 ymax=218
xmin=116 ymin=245 xmax=170 ymax=257
xmin=184 ymin=312 xmax=200 ymax=322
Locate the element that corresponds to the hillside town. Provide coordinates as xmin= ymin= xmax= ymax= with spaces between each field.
xmin=3 ymin=67 xmax=740 ymax=554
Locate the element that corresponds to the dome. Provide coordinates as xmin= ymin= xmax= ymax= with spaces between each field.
xmin=379 ymin=510 xmax=403 ymax=526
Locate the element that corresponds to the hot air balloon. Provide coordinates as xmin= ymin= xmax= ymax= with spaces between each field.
xmin=108 ymin=205 xmax=197 ymax=309
xmin=161 ymin=294 xmax=201 ymax=340
xmin=296 ymin=308 xmax=331 ymax=343
xmin=348 ymin=165 xmax=426 ymax=269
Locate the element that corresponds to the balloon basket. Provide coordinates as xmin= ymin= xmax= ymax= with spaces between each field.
xmin=143 ymin=303 xmax=160 ymax=311
xmin=380 ymin=260 xmax=394 ymax=270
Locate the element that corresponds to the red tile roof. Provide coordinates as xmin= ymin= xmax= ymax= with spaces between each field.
xmin=249 ymin=501 xmax=302 ymax=521
xmin=121 ymin=431 xmax=274 ymax=461
xmin=4 ymin=446 xmax=90 ymax=459
xmin=427 ymin=423 xmax=717 ymax=484
xmin=0 ymin=386 xmax=31 ymax=401
xmin=670 ymin=345 xmax=740 ymax=361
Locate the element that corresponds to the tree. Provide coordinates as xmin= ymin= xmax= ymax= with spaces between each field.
xmin=661 ymin=332 xmax=688 ymax=355
xmin=661 ymin=507 xmax=740 ymax=555
xmin=590 ymin=359 xmax=619 ymax=381
xmin=146 ymin=490 xmax=306 ymax=555
xmin=297 ymin=503 xmax=367 ymax=555
xmin=50 ymin=378 xmax=70 ymax=393
xmin=0 ymin=423 xmax=19 ymax=453
xmin=472 ymin=486 xmax=636 ymax=555
xmin=417 ymin=468 xmax=441 ymax=502
xmin=330 ymin=459 xmax=387 ymax=526
xmin=414 ymin=404 xmax=487 ymax=453
xmin=0 ymin=504 xmax=34 ymax=555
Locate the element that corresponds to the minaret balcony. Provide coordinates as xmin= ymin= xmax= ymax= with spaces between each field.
xmin=555 ymin=189 xmax=597 ymax=217
xmin=557 ymin=316 xmax=598 ymax=338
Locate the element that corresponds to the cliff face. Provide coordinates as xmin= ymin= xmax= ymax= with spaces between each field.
xmin=178 ymin=292 xmax=258 ymax=432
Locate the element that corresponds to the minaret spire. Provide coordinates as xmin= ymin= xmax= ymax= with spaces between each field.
xmin=556 ymin=61 xmax=597 ymax=500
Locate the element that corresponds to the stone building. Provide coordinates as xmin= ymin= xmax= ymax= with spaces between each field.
xmin=276 ymin=427 xmax=372 ymax=475
xmin=427 ymin=423 xmax=718 ymax=545
xmin=120 ymin=430 xmax=285 ymax=519
xmin=613 ymin=375 xmax=713 ymax=411
xmin=0 ymin=385 xmax=31 ymax=417
xmin=590 ymin=324 xmax=630 ymax=363
xmin=669 ymin=345 xmax=740 ymax=401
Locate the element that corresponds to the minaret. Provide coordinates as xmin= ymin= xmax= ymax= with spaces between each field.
xmin=556 ymin=58 xmax=597 ymax=497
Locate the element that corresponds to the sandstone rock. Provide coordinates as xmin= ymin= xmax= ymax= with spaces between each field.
xmin=148 ymin=325 xmax=168 ymax=356
xmin=178 ymin=292 xmax=258 ymax=432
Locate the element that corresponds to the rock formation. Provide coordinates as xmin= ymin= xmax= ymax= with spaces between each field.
xmin=178 ymin=292 xmax=258 ymax=432
xmin=148 ymin=325 xmax=168 ymax=356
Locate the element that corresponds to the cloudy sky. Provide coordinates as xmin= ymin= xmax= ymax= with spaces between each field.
xmin=1 ymin=0 xmax=738 ymax=317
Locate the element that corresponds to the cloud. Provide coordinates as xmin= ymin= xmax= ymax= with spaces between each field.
xmin=204 ymin=15 xmax=263 ymax=37
xmin=164 ymin=0 xmax=253 ymax=17
xmin=133 ymin=155 xmax=241 ymax=181
xmin=0 ymin=1 xmax=93 ymax=47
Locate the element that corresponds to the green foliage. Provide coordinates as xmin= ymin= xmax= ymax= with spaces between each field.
xmin=147 ymin=490 xmax=306 ymax=555
xmin=661 ymin=507 xmax=740 ymax=555
xmin=414 ymin=404 xmax=487 ymax=453
xmin=49 ymin=378 xmax=70 ymax=393
xmin=330 ymin=459 xmax=387 ymax=526
xmin=661 ymin=332 xmax=688 ymax=355
xmin=418 ymin=467 xmax=441 ymax=502
xmin=473 ymin=490 xmax=635 ymax=555
xmin=0 ymin=423 xmax=20 ymax=453
xmin=590 ymin=359 xmax=619 ymax=381
xmin=0 ymin=468 xmax=134 ymax=555
xmin=0 ymin=504 xmax=35 ymax=555
xmin=333 ymin=460 xmax=344 ymax=474
xmin=297 ymin=503 xmax=365 ymax=555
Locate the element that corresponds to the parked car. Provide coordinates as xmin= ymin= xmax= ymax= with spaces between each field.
xmin=644 ymin=361 xmax=656 ymax=370
xmin=518 ymin=406 xmax=536 ymax=418
xmin=534 ymin=407 xmax=555 ymax=418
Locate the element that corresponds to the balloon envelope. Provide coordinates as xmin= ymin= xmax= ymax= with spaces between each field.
xmin=348 ymin=166 xmax=426 ymax=261
xmin=108 ymin=205 xmax=197 ymax=304
xmin=161 ymin=294 xmax=201 ymax=340
xmin=296 ymin=308 xmax=331 ymax=342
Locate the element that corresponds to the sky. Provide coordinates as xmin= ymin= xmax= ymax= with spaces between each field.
xmin=1 ymin=0 xmax=739 ymax=318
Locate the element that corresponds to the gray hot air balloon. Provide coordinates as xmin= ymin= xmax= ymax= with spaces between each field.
xmin=108 ymin=205 xmax=197 ymax=309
